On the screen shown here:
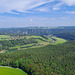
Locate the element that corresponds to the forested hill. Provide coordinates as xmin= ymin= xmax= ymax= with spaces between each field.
xmin=0 ymin=41 xmax=75 ymax=75
xmin=0 ymin=26 xmax=75 ymax=40
xmin=0 ymin=26 xmax=75 ymax=75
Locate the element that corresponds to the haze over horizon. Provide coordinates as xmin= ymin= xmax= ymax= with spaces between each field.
xmin=0 ymin=0 xmax=75 ymax=28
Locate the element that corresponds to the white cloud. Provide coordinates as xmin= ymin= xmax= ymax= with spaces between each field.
xmin=66 ymin=11 xmax=75 ymax=14
xmin=0 ymin=0 xmax=54 ymax=13
xmin=53 ymin=0 xmax=75 ymax=10
xmin=35 ymin=5 xmax=51 ymax=12
xmin=36 ymin=7 xmax=49 ymax=12
xmin=0 ymin=0 xmax=75 ymax=14
xmin=53 ymin=3 xmax=63 ymax=10
xmin=60 ymin=0 xmax=75 ymax=6
xmin=30 ymin=19 xmax=33 ymax=22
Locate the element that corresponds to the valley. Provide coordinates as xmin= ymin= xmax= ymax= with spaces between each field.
xmin=0 ymin=35 xmax=67 ymax=53
xmin=0 ymin=27 xmax=75 ymax=75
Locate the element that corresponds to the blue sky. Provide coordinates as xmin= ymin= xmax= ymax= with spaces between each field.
xmin=0 ymin=0 xmax=75 ymax=28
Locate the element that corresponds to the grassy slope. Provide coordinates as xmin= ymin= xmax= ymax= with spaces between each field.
xmin=9 ymin=43 xmax=35 ymax=49
xmin=0 ymin=35 xmax=10 ymax=38
xmin=0 ymin=67 xmax=27 ymax=75
xmin=26 ymin=35 xmax=45 ymax=40
xmin=9 ymin=36 xmax=67 ymax=50
xmin=52 ymin=37 xmax=67 ymax=45
xmin=0 ymin=35 xmax=10 ymax=40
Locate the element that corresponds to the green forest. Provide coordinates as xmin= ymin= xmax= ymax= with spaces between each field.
xmin=0 ymin=26 xmax=75 ymax=75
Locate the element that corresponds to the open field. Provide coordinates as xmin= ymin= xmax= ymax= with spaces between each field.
xmin=0 ymin=66 xmax=27 ymax=75
xmin=0 ymin=35 xmax=67 ymax=53
xmin=8 ymin=36 xmax=67 ymax=51
xmin=25 ymin=35 xmax=46 ymax=40
xmin=0 ymin=35 xmax=10 ymax=38
xmin=9 ymin=43 xmax=35 ymax=49
xmin=0 ymin=35 xmax=10 ymax=40
xmin=51 ymin=37 xmax=67 ymax=45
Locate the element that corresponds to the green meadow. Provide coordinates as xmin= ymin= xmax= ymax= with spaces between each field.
xmin=0 ymin=35 xmax=10 ymax=40
xmin=52 ymin=37 xmax=67 ymax=45
xmin=0 ymin=35 xmax=10 ymax=38
xmin=0 ymin=66 xmax=27 ymax=75
xmin=8 ymin=35 xmax=67 ymax=50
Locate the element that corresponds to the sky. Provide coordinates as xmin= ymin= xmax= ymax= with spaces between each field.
xmin=0 ymin=0 xmax=75 ymax=28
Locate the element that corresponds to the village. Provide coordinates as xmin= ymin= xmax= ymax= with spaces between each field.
xmin=8 ymin=36 xmax=25 ymax=40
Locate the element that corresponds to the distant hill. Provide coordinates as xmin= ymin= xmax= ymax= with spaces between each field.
xmin=0 ymin=26 xmax=75 ymax=40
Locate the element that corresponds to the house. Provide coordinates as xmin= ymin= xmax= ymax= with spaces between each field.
xmin=40 ymin=44 xmax=43 ymax=46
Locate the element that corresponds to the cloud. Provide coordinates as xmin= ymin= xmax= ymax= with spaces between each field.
xmin=53 ymin=2 xmax=63 ymax=10
xmin=60 ymin=0 xmax=75 ymax=6
xmin=53 ymin=0 xmax=75 ymax=10
xmin=30 ymin=19 xmax=33 ymax=22
xmin=0 ymin=0 xmax=54 ymax=13
xmin=0 ymin=0 xmax=75 ymax=14
xmin=66 ymin=11 xmax=75 ymax=14
xmin=34 ymin=5 xmax=51 ymax=12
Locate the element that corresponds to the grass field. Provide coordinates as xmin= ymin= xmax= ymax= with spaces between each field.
xmin=51 ymin=37 xmax=67 ymax=45
xmin=0 ymin=35 xmax=10 ymax=40
xmin=0 ymin=35 xmax=67 ymax=52
xmin=0 ymin=35 xmax=10 ymax=38
xmin=0 ymin=66 xmax=27 ymax=75
xmin=26 ymin=35 xmax=46 ymax=40
xmin=9 ymin=43 xmax=35 ymax=49
xmin=8 ymin=36 xmax=67 ymax=50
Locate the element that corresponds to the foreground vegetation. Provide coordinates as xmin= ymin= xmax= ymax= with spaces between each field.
xmin=0 ymin=41 xmax=75 ymax=75
xmin=0 ymin=66 xmax=27 ymax=75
